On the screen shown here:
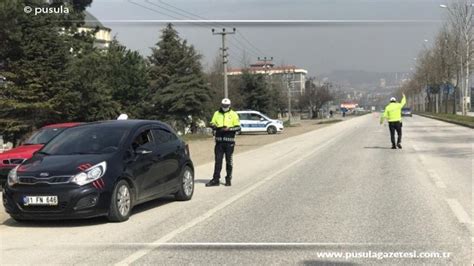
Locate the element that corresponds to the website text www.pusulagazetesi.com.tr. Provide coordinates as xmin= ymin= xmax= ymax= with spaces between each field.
xmin=316 ymin=250 xmax=451 ymax=261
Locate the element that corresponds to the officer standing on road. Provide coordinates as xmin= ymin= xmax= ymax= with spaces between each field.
xmin=206 ymin=98 xmax=241 ymax=187
xmin=380 ymin=93 xmax=406 ymax=149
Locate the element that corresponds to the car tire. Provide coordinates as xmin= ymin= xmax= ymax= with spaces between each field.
xmin=108 ymin=180 xmax=132 ymax=222
xmin=175 ymin=166 xmax=194 ymax=201
xmin=267 ymin=126 xmax=277 ymax=134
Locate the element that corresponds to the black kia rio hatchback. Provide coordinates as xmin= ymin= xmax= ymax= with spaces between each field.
xmin=3 ymin=120 xmax=194 ymax=222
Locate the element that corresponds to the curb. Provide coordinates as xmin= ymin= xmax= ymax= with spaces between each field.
xmin=416 ymin=113 xmax=474 ymax=129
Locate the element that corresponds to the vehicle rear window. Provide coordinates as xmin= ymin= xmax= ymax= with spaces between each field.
xmin=24 ymin=128 xmax=65 ymax=145
xmin=41 ymin=125 xmax=129 ymax=155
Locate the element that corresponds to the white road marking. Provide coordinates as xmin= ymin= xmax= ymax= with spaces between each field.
xmin=115 ymin=135 xmax=341 ymax=265
xmin=446 ymin=199 xmax=472 ymax=225
xmin=427 ymin=170 xmax=447 ymax=189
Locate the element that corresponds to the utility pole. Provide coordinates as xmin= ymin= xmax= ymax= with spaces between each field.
xmin=258 ymin=56 xmax=274 ymax=75
xmin=258 ymin=56 xmax=274 ymax=93
xmin=284 ymin=67 xmax=295 ymax=124
xmin=212 ymin=28 xmax=236 ymax=99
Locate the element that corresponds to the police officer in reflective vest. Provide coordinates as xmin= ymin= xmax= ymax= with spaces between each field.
xmin=380 ymin=93 xmax=406 ymax=149
xmin=206 ymin=98 xmax=241 ymax=187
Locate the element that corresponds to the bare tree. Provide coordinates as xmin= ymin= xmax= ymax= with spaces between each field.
xmin=405 ymin=0 xmax=473 ymax=115
xmin=443 ymin=0 xmax=473 ymax=114
xmin=299 ymin=79 xmax=333 ymax=119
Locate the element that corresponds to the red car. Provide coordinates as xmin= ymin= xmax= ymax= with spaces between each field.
xmin=0 ymin=123 xmax=81 ymax=186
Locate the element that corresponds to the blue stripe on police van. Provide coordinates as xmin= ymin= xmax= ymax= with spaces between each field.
xmin=241 ymin=124 xmax=267 ymax=128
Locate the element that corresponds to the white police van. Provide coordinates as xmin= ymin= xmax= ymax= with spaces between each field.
xmin=237 ymin=110 xmax=284 ymax=134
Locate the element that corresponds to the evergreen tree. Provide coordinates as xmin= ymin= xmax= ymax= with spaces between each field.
xmin=146 ymin=24 xmax=182 ymax=119
xmin=240 ymin=71 xmax=273 ymax=115
xmin=68 ymin=46 xmax=121 ymax=122
xmin=104 ymin=39 xmax=148 ymax=118
xmin=0 ymin=0 xmax=91 ymax=143
xmin=147 ymin=24 xmax=211 ymax=132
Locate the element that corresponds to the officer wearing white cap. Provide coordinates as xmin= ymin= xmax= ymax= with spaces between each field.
xmin=206 ymin=98 xmax=241 ymax=187
xmin=380 ymin=94 xmax=406 ymax=149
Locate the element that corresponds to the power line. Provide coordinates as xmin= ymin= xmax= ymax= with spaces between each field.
xmin=128 ymin=0 xmax=268 ymax=68
xmin=237 ymin=31 xmax=267 ymax=57
xmin=128 ymin=0 xmax=182 ymax=20
xmin=134 ymin=0 xmax=249 ymax=61
xmin=152 ymin=0 xmax=265 ymax=58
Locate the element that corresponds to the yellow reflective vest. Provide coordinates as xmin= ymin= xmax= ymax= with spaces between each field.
xmin=381 ymin=94 xmax=406 ymax=123
xmin=210 ymin=109 xmax=240 ymax=129
xmin=210 ymin=109 xmax=241 ymax=143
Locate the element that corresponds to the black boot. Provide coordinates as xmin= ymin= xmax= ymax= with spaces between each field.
xmin=397 ymin=143 xmax=402 ymax=149
xmin=205 ymin=179 xmax=220 ymax=187
xmin=391 ymin=145 xmax=397 ymax=149
xmin=225 ymin=177 xmax=232 ymax=187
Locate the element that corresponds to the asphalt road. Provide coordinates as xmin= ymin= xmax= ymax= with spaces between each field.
xmin=0 ymin=114 xmax=472 ymax=265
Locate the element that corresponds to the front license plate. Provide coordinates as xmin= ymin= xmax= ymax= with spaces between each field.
xmin=23 ymin=196 xmax=58 ymax=206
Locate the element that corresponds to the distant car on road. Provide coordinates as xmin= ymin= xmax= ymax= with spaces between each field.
xmin=3 ymin=120 xmax=194 ymax=222
xmin=237 ymin=110 xmax=284 ymax=134
xmin=0 ymin=123 xmax=81 ymax=187
xmin=402 ymin=107 xmax=413 ymax=117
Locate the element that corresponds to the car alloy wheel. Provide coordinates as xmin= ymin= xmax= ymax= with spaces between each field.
xmin=267 ymin=126 xmax=277 ymax=134
xmin=108 ymin=180 xmax=132 ymax=222
xmin=175 ymin=166 xmax=194 ymax=201
xmin=183 ymin=168 xmax=193 ymax=197
xmin=117 ymin=184 xmax=131 ymax=217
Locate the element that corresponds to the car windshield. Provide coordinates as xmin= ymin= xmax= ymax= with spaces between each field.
xmin=402 ymin=108 xmax=411 ymax=111
xmin=24 ymin=128 xmax=65 ymax=145
xmin=40 ymin=125 xmax=129 ymax=155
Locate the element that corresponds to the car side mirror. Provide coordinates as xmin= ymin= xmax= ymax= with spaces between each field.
xmin=260 ymin=118 xmax=265 ymax=121
xmin=135 ymin=147 xmax=152 ymax=155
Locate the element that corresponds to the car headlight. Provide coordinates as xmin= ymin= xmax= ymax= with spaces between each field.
xmin=7 ymin=165 xmax=19 ymax=187
xmin=71 ymin=161 xmax=107 ymax=186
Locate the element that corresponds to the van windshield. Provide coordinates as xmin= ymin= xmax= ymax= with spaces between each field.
xmin=41 ymin=125 xmax=129 ymax=155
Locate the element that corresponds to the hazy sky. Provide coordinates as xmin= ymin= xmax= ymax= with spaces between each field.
xmin=88 ymin=0 xmax=445 ymax=76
